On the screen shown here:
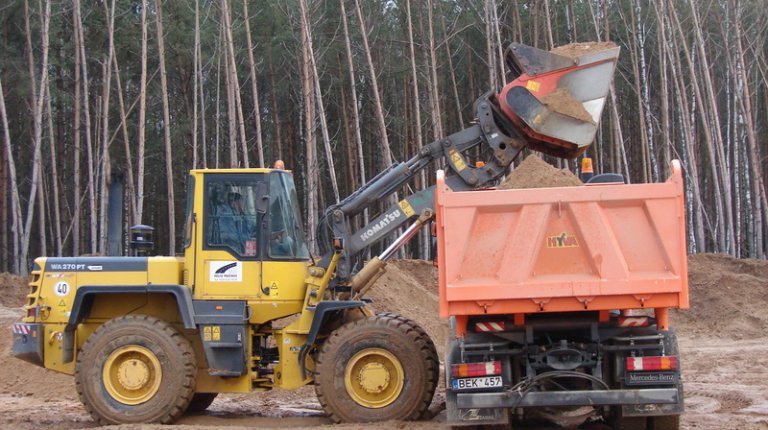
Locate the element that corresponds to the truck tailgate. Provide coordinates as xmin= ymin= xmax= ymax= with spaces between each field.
xmin=436 ymin=161 xmax=688 ymax=317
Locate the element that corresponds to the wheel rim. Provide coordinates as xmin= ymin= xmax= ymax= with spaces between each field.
xmin=103 ymin=345 xmax=162 ymax=405
xmin=344 ymin=348 xmax=404 ymax=408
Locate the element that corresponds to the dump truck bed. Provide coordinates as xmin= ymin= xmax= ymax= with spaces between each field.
xmin=436 ymin=161 xmax=688 ymax=318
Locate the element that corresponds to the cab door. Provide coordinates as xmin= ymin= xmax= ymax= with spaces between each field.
xmin=194 ymin=173 xmax=266 ymax=299
xmin=258 ymin=172 xmax=311 ymax=304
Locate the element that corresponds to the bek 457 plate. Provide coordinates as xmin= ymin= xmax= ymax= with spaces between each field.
xmin=451 ymin=376 xmax=503 ymax=391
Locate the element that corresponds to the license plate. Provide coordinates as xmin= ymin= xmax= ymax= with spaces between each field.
xmin=451 ymin=376 xmax=503 ymax=390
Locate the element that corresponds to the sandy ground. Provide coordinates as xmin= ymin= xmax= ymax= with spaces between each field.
xmin=1 ymin=254 xmax=768 ymax=430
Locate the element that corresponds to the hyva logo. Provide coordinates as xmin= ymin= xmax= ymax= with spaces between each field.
xmin=210 ymin=261 xmax=242 ymax=282
xmin=547 ymin=232 xmax=579 ymax=248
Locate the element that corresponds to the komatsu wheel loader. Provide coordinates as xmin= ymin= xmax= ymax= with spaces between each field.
xmin=11 ymin=42 xmax=627 ymax=425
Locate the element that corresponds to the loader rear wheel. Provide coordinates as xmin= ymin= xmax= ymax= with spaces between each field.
xmin=75 ymin=315 xmax=197 ymax=425
xmin=314 ymin=313 xmax=438 ymax=423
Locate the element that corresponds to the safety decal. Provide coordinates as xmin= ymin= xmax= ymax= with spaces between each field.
xmin=526 ymin=80 xmax=541 ymax=92
xmin=447 ymin=148 xmax=467 ymax=172
xmin=398 ymin=199 xmax=416 ymax=218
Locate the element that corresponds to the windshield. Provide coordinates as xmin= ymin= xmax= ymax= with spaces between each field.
xmin=268 ymin=172 xmax=310 ymax=260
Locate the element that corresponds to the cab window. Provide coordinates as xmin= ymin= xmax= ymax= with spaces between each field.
xmin=204 ymin=175 xmax=263 ymax=258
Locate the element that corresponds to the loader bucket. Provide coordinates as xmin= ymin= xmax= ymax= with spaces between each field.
xmin=497 ymin=42 xmax=620 ymax=159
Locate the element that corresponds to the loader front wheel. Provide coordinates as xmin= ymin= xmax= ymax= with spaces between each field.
xmin=314 ymin=313 xmax=438 ymax=422
xmin=75 ymin=315 xmax=197 ymax=425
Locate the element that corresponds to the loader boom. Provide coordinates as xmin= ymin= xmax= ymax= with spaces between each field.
xmin=319 ymin=42 xmax=620 ymax=283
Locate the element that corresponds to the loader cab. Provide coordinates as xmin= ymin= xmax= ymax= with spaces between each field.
xmin=184 ymin=169 xmax=311 ymax=323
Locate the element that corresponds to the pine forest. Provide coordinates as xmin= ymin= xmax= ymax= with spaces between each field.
xmin=1 ymin=0 xmax=766 ymax=275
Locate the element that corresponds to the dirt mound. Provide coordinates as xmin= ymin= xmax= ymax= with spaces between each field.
xmin=539 ymin=88 xmax=594 ymax=124
xmin=671 ymin=253 xmax=768 ymax=340
xmin=498 ymin=155 xmax=582 ymax=190
xmin=551 ymin=41 xmax=618 ymax=59
xmin=366 ymin=260 xmax=448 ymax=355
xmin=0 ymin=272 xmax=28 ymax=308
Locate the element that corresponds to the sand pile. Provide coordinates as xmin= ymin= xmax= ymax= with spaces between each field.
xmin=0 ymin=272 xmax=28 ymax=308
xmin=366 ymin=260 xmax=448 ymax=355
xmin=551 ymin=41 xmax=618 ymax=59
xmin=498 ymin=155 xmax=582 ymax=189
xmin=671 ymin=253 xmax=768 ymax=339
xmin=539 ymin=88 xmax=594 ymax=124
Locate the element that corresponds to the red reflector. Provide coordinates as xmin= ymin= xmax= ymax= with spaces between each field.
xmin=626 ymin=356 xmax=678 ymax=371
xmin=451 ymin=361 xmax=502 ymax=378
xmin=26 ymin=308 xmax=37 ymax=318
xmin=618 ymin=317 xmax=649 ymax=327
xmin=474 ymin=321 xmax=506 ymax=332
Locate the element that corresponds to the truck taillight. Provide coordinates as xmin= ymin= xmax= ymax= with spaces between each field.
xmin=451 ymin=361 xmax=502 ymax=378
xmin=626 ymin=356 xmax=678 ymax=371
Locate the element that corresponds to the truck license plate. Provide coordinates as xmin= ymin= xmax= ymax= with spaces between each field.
xmin=451 ymin=376 xmax=503 ymax=390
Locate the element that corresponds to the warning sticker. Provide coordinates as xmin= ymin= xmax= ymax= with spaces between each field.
xmin=209 ymin=261 xmax=242 ymax=282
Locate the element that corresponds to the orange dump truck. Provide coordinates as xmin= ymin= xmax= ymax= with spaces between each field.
xmin=436 ymin=162 xmax=688 ymax=429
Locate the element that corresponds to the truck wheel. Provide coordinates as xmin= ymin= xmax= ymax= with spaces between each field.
xmin=612 ymin=416 xmax=647 ymax=430
xmin=648 ymin=414 xmax=680 ymax=430
xmin=186 ymin=393 xmax=218 ymax=413
xmin=314 ymin=313 xmax=438 ymax=422
xmin=75 ymin=315 xmax=197 ymax=425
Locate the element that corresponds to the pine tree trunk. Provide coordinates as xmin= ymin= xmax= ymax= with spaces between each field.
xmin=72 ymin=4 xmax=82 ymax=256
xmin=669 ymin=3 xmax=726 ymax=252
xmin=136 ymin=0 xmax=148 ymax=224
xmin=267 ymin=48 xmax=283 ymax=160
xmin=0 ymin=77 xmax=23 ymax=273
xmin=730 ymin=0 xmax=766 ymax=257
xmin=46 ymin=66 xmax=63 ymax=255
xmin=21 ymin=0 xmax=51 ymax=274
xmin=221 ymin=0 xmax=248 ymax=167
xmin=242 ymin=0 xmax=264 ymax=167
xmin=98 ymin=0 xmax=116 ymax=254
xmin=341 ymin=0 xmax=368 ymax=227
xmin=407 ymin=0 xmax=429 ymax=259
xmin=427 ymin=0 xmax=443 ymax=140
xmin=354 ymin=0 xmax=392 ymax=167
xmin=112 ymin=51 xmax=136 ymax=228
xmin=74 ymin=0 xmax=97 ymax=254
xmin=300 ymin=0 xmax=318 ymax=252
xmin=155 ymin=0 xmax=176 ymax=255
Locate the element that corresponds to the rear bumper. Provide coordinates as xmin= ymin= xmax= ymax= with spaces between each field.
xmin=11 ymin=323 xmax=44 ymax=367
xmin=457 ymin=388 xmax=680 ymax=409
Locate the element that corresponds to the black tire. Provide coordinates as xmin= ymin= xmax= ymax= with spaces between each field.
xmin=186 ymin=393 xmax=218 ymax=413
xmin=376 ymin=311 xmax=440 ymax=419
xmin=647 ymin=414 xmax=680 ymax=430
xmin=612 ymin=416 xmax=647 ymax=430
xmin=314 ymin=312 xmax=439 ymax=423
xmin=75 ymin=315 xmax=197 ymax=425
